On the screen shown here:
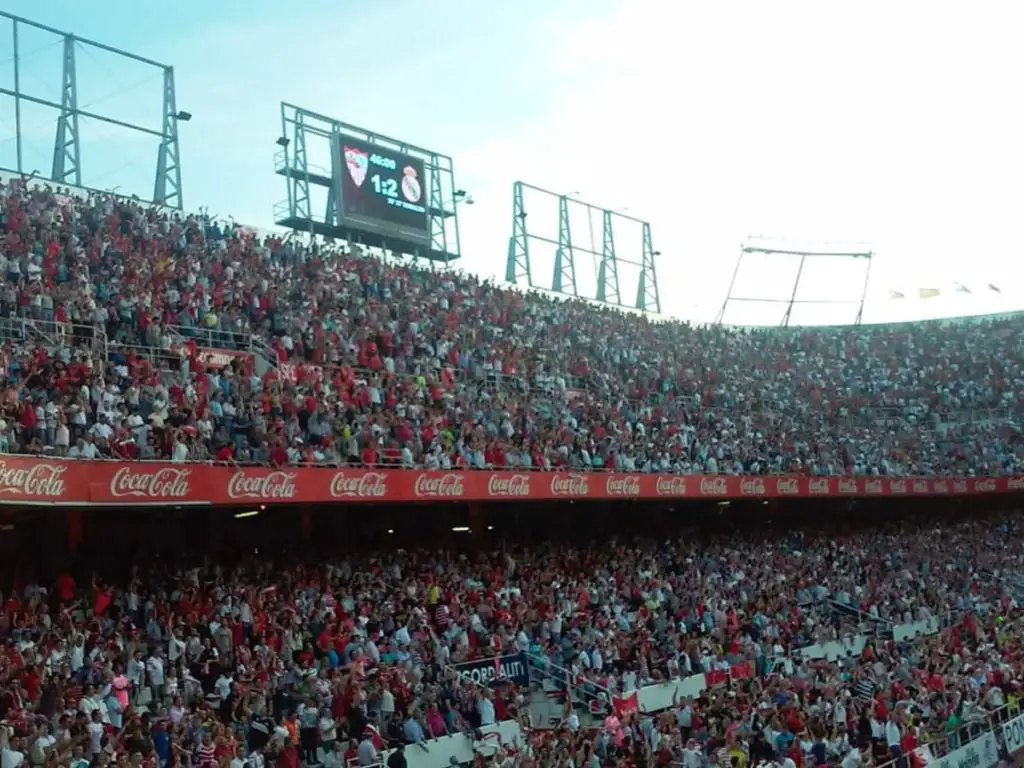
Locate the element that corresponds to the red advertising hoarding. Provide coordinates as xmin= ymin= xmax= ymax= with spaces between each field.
xmin=0 ymin=456 xmax=1019 ymax=506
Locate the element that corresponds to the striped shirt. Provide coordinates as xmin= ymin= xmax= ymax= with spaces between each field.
xmin=196 ymin=743 xmax=216 ymax=766
xmin=854 ymin=678 xmax=875 ymax=702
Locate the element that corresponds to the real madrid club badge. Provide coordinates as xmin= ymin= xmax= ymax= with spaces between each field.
xmin=401 ymin=166 xmax=422 ymax=204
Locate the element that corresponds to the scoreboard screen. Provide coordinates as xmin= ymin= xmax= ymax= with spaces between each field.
xmin=337 ymin=136 xmax=429 ymax=241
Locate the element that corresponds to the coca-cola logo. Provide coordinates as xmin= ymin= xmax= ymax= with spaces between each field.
xmin=413 ymin=473 xmax=465 ymax=498
xmin=110 ymin=466 xmax=191 ymax=499
xmin=699 ymin=477 xmax=728 ymax=496
xmin=775 ymin=478 xmax=800 ymax=495
xmin=197 ymin=350 xmax=250 ymax=369
xmin=655 ymin=477 xmax=687 ymax=496
xmin=838 ymin=478 xmax=858 ymax=494
xmin=330 ymin=472 xmax=388 ymax=498
xmin=890 ymin=480 xmax=908 ymax=494
xmin=865 ymin=479 xmax=884 ymax=494
xmin=912 ymin=480 xmax=930 ymax=494
xmin=550 ymin=474 xmax=589 ymax=497
xmin=953 ymin=480 xmax=969 ymax=493
xmin=808 ymin=478 xmax=830 ymax=495
xmin=932 ymin=480 xmax=950 ymax=494
xmin=1007 ymin=477 xmax=1024 ymax=491
xmin=487 ymin=474 xmax=531 ymax=497
xmin=227 ymin=471 xmax=297 ymax=500
xmin=0 ymin=460 xmax=68 ymax=497
xmin=975 ymin=479 xmax=998 ymax=493
xmin=605 ymin=475 xmax=641 ymax=496
xmin=739 ymin=478 xmax=766 ymax=496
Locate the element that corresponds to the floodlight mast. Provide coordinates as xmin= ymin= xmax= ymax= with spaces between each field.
xmin=715 ymin=242 xmax=874 ymax=327
xmin=0 ymin=11 xmax=185 ymax=208
xmin=505 ymin=181 xmax=661 ymax=313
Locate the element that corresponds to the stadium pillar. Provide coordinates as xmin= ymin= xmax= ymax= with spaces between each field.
xmin=66 ymin=509 xmax=83 ymax=556
xmin=469 ymin=502 xmax=484 ymax=541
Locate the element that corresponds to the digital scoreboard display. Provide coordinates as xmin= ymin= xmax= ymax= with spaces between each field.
xmin=337 ymin=136 xmax=429 ymax=241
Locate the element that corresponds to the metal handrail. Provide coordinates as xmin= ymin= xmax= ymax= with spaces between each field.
xmin=248 ymin=335 xmax=278 ymax=372
xmin=524 ymin=651 xmax=614 ymax=705
xmin=163 ymin=323 xmax=254 ymax=352
xmin=0 ymin=317 xmax=108 ymax=363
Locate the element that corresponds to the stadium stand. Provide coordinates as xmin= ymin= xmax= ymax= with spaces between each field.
xmin=2 ymin=174 xmax=1024 ymax=768
xmin=3 ymin=502 xmax=1024 ymax=768
xmin=0 ymin=177 xmax=1021 ymax=477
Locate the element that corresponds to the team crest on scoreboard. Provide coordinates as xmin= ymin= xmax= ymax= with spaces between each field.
xmin=401 ymin=166 xmax=423 ymax=204
xmin=344 ymin=146 xmax=368 ymax=187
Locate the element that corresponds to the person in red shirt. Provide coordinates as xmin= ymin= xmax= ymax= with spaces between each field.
xmin=269 ymin=442 xmax=289 ymax=467
xmin=20 ymin=397 xmax=38 ymax=442
xmin=276 ymin=743 xmax=300 ymax=768
xmin=361 ymin=444 xmax=379 ymax=466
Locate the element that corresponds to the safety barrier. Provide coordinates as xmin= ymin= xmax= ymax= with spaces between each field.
xmin=629 ymin=612 xmax=954 ymax=714
xmin=379 ymin=721 xmax=525 ymax=768
xmin=874 ymin=702 xmax=1021 ymax=768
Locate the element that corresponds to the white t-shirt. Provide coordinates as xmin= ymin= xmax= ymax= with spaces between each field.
xmin=477 ymin=697 xmax=495 ymax=726
xmin=88 ymin=721 xmax=104 ymax=755
xmin=146 ymin=656 xmax=165 ymax=685
xmin=69 ymin=643 xmax=84 ymax=671
xmin=80 ymin=697 xmax=103 ymax=720
xmin=168 ymin=635 xmax=186 ymax=663
xmin=1 ymin=748 xmax=25 ymax=768
xmin=885 ymin=721 xmax=901 ymax=748
xmin=319 ymin=717 xmax=336 ymax=743
xmin=29 ymin=734 xmax=55 ymax=766
xmin=215 ymin=675 xmax=233 ymax=701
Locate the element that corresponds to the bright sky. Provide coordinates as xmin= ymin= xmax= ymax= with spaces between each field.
xmin=1 ymin=0 xmax=1022 ymax=325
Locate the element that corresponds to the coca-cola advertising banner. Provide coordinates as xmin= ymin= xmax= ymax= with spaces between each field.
xmin=0 ymin=456 xmax=1020 ymax=506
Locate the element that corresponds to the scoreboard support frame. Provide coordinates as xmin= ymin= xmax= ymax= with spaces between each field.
xmin=505 ymin=181 xmax=661 ymax=313
xmin=0 ymin=10 xmax=185 ymax=208
xmin=715 ymin=241 xmax=874 ymax=327
xmin=273 ymin=102 xmax=461 ymax=262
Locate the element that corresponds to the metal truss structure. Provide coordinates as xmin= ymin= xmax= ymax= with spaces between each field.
xmin=505 ymin=181 xmax=661 ymax=313
xmin=715 ymin=240 xmax=874 ymax=327
xmin=273 ymin=102 xmax=461 ymax=262
xmin=0 ymin=11 xmax=185 ymax=208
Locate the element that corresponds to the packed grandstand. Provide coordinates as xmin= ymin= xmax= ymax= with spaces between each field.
xmin=1 ymin=173 xmax=1024 ymax=768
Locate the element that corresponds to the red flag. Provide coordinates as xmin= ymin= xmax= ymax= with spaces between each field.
xmin=94 ymin=588 xmax=112 ymax=617
xmin=363 ymin=725 xmax=384 ymax=751
xmin=613 ymin=692 xmax=639 ymax=718
xmin=705 ymin=669 xmax=728 ymax=687
xmin=729 ymin=661 xmax=753 ymax=681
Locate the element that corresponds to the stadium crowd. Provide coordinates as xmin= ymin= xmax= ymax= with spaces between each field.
xmin=0 ymin=179 xmax=1021 ymax=476
xmin=1 ymin=509 xmax=1024 ymax=768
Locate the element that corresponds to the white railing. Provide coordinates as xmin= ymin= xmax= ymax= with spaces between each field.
xmin=379 ymin=721 xmax=525 ymax=768
xmin=248 ymin=334 xmax=277 ymax=374
xmin=633 ymin=612 xmax=964 ymax=713
xmin=0 ymin=317 xmax=108 ymax=365
xmin=875 ymin=702 xmax=1017 ymax=768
